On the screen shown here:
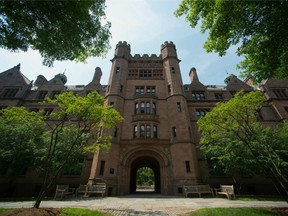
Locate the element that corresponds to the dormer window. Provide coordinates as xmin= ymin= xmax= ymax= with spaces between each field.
xmin=192 ymin=91 xmax=205 ymax=100
xmin=196 ymin=109 xmax=210 ymax=119
xmin=51 ymin=91 xmax=61 ymax=99
xmin=273 ymin=89 xmax=287 ymax=98
xmin=230 ymin=91 xmax=236 ymax=97
xmin=215 ymin=93 xmax=223 ymax=100
xmin=44 ymin=108 xmax=53 ymax=116
xmin=38 ymin=91 xmax=48 ymax=100
xmin=2 ymin=88 xmax=19 ymax=98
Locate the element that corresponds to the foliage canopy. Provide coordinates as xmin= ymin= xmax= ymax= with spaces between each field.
xmin=136 ymin=167 xmax=155 ymax=186
xmin=0 ymin=91 xmax=122 ymax=207
xmin=175 ymin=1 xmax=288 ymax=82
xmin=198 ymin=91 xmax=288 ymax=195
xmin=0 ymin=0 xmax=111 ymax=66
xmin=0 ymin=107 xmax=45 ymax=175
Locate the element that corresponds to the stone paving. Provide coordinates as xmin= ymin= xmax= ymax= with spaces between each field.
xmin=0 ymin=194 xmax=287 ymax=216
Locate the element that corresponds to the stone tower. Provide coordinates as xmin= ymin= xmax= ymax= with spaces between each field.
xmin=88 ymin=41 xmax=201 ymax=195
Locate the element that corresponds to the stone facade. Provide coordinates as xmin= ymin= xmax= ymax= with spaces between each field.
xmin=0 ymin=42 xmax=288 ymax=197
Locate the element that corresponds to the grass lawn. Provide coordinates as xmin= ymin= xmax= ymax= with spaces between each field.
xmin=0 ymin=209 xmax=10 ymax=214
xmin=60 ymin=208 xmax=111 ymax=216
xmin=0 ymin=208 xmax=111 ymax=216
xmin=236 ymin=196 xmax=284 ymax=201
xmin=190 ymin=207 xmax=279 ymax=216
xmin=1 ymin=207 xmax=285 ymax=216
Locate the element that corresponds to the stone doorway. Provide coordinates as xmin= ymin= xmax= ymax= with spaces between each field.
xmin=130 ymin=156 xmax=161 ymax=193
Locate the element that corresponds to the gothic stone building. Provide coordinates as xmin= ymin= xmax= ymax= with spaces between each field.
xmin=0 ymin=41 xmax=288 ymax=197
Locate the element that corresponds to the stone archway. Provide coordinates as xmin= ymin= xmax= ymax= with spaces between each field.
xmin=119 ymin=148 xmax=171 ymax=195
xmin=130 ymin=156 xmax=160 ymax=193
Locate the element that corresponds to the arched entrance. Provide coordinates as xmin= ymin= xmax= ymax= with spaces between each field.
xmin=130 ymin=156 xmax=160 ymax=193
xmin=119 ymin=148 xmax=171 ymax=195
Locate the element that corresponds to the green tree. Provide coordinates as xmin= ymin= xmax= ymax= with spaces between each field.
xmin=0 ymin=1 xmax=111 ymax=66
xmin=197 ymin=91 xmax=288 ymax=198
xmin=137 ymin=167 xmax=155 ymax=186
xmin=0 ymin=91 xmax=122 ymax=207
xmin=0 ymin=107 xmax=45 ymax=191
xmin=175 ymin=1 xmax=288 ymax=82
xmin=33 ymin=91 xmax=122 ymax=207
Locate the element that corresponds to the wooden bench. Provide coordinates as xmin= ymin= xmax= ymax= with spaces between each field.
xmin=54 ymin=185 xmax=74 ymax=199
xmin=76 ymin=183 xmax=106 ymax=197
xmin=183 ymin=184 xmax=214 ymax=198
xmin=87 ymin=183 xmax=106 ymax=197
xmin=76 ymin=184 xmax=88 ymax=197
xmin=215 ymin=185 xmax=235 ymax=200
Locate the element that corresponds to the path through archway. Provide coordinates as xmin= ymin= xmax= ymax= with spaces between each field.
xmin=130 ymin=156 xmax=160 ymax=193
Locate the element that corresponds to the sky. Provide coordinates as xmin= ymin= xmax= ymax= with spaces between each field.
xmin=0 ymin=0 xmax=243 ymax=86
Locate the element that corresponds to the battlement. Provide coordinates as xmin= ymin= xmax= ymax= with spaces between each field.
xmin=161 ymin=41 xmax=175 ymax=50
xmin=114 ymin=41 xmax=131 ymax=59
xmin=116 ymin=41 xmax=131 ymax=48
xmin=132 ymin=54 xmax=161 ymax=60
xmin=160 ymin=41 xmax=178 ymax=59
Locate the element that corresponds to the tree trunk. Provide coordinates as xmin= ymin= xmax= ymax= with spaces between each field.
xmin=34 ymin=187 xmax=47 ymax=208
xmin=232 ymin=176 xmax=241 ymax=195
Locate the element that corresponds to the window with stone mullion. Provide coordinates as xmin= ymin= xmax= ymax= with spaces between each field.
xmin=133 ymin=123 xmax=158 ymax=139
xmin=134 ymin=100 xmax=155 ymax=114
xmin=192 ymin=91 xmax=205 ymax=100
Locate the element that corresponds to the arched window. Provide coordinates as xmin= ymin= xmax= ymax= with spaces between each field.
xmin=146 ymin=102 xmax=150 ymax=114
xmin=140 ymin=125 xmax=145 ymax=137
xmin=146 ymin=125 xmax=151 ymax=138
xmin=134 ymin=101 xmax=156 ymax=115
xmin=152 ymin=102 xmax=156 ymax=114
xmin=133 ymin=125 xmax=138 ymax=138
xmin=153 ymin=125 xmax=158 ymax=138
xmin=134 ymin=102 xmax=138 ymax=114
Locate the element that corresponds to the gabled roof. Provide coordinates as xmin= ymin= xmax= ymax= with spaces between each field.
xmin=37 ymin=75 xmax=66 ymax=91
xmin=225 ymin=74 xmax=254 ymax=91
xmin=260 ymin=77 xmax=288 ymax=88
xmin=188 ymin=68 xmax=206 ymax=91
xmin=0 ymin=64 xmax=31 ymax=86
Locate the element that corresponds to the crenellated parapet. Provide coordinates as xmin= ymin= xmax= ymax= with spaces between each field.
xmin=116 ymin=41 xmax=131 ymax=48
xmin=161 ymin=41 xmax=175 ymax=50
xmin=114 ymin=41 xmax=131 ymax=60
xmin=132 ymin=54 xmax=161 ymax=59
xmin=161 ymin=41 xmax=178 ymax=60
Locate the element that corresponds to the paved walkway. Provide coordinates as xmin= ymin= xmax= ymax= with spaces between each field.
xmin=0 ymin=194 xmax=287 ymax=216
